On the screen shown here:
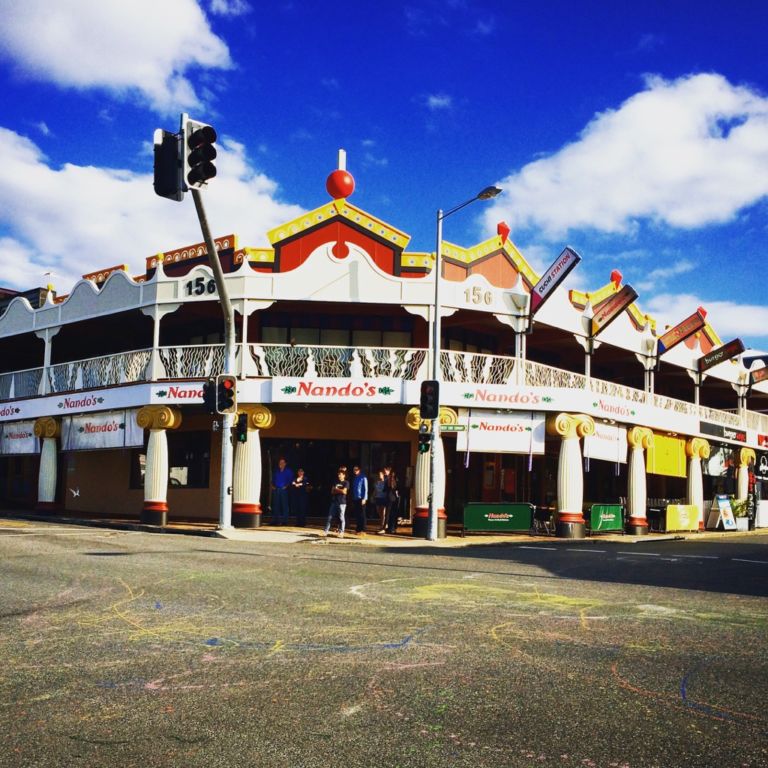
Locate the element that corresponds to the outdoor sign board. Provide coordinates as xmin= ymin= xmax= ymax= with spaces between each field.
xmin=457 ymin=410 xmax=546 ymax=454
xmin=697 ymin=338 xmax=745 ymax=373
xmin=271 ymin=377 xmax=402 ymax=404
xmin=665 ymin=504 xmax=700 ymax=532
xmin=590 ymin=285 xmax=639 ymax=337
xmin=751 ymin=366 xmax=768 ymax=387
xmin=0 ymin=420 xmax=38 ymax=455
xmin=462 ymin=502 xmax=534 ymax=533
xmin=706 ymin=495 xmax=737 ymax=531
xmin=61 ymin=410 xmax=143 ymax=451
xmin=583 ymin=421 xmax=628 ymax=464
xmin=657 ymin=308 xmax=707 ymax=356
xmin=530 ymin=246 xmax=581 ymax=315
xmin=587 ymin=504 xmax=624 ymax=532
xmin=699 ymin=421 xmax=747 ymax=443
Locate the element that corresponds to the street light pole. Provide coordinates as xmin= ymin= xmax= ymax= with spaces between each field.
xmin=427 ymin=185 xmax=502 ymax=541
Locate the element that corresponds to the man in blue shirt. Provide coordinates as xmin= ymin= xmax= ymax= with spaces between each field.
xmin=271 ymin=458 xmax=294 ymax=525
xmin=351 ymin=465 xmax=369 ymax=534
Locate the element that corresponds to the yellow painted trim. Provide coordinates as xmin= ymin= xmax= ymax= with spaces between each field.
xmin=267 ymin=200 xmax=411 ymax=249
xmin=244 ymin=247 xmax=275 ymax=264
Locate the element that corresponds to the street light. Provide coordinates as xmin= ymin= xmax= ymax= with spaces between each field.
xmin=427 ymin=185 xmax=502 ymax=540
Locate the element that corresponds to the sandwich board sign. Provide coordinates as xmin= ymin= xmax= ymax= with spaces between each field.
xmin=705 ymin=495 xmax=737 ymax=531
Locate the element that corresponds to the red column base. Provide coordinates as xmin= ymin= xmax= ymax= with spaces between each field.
xmin=141 ymin=501 xmax=168 ymax=526
xmin=626 ymin=516 xmax=649 ymax=535
xmin=556 ymin=510 xmax=586 ymax=539
xmin=35 ymin=501 xmax=58 ymax=513
xmin=412 ymin=506 xmax=447 ymax=538
xmin=233 ymin=503 xmax=262 ymax=529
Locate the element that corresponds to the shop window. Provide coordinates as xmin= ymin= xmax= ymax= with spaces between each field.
xmin=292 ymin=327 xmax=320 ymax=345
xmin=320 ymin=329 xmax=349 ymax=346
xmin=382 ymin=331 xmax=411 ymax=348
xmin=129 ymin=431 xmax=210 ymax=489
xmin=352 ymin=330 xmax=382 ymax=348
xmin=262 ymin=326 xmax=288 ymax=344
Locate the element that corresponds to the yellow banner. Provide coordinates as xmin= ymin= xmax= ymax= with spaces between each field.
xmin=666 ymin=504 xmax=699 ymax=531
xmin=646 ymin=433 xmax=686 ymax=477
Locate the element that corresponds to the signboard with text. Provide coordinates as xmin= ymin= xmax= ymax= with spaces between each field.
xmin=657 ymin=308 xmax=707 ymax=356
xmin=530 ymin=246 xmax=581 ymax=315
xmin=590 ymin=285 xmax=638 ymax=337
xmin=457 ymin=409 xmax=546 ymax=454
xmin=271 ymin=378 xmax=402 ymax=404
xmin=697 ymin=338 xmax=745 ymax=373
xmin=584 ymin=421 xmax=628 ymax=463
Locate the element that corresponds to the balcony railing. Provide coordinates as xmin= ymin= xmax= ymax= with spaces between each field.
xmin=2 ymin=342 xmax=767 ymax=435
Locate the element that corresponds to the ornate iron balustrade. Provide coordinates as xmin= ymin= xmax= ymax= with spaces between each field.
xmin=588 ymin=376 xmax=648 ymax=403
xmin=440 ymin=350 xmax=516 ymax=385
xmin=0 ymin=367 xmax=44 ymax=399
xmin=524 ymin=360 xmax=588 ymax=390
xmin=157 ymin=344 xmax=230 ymax=379
xmin=699 ymin=405 xmax=743 ymax=428
xmin=48 ymin=350 xmax=152 ymax=393
xmin=248 ymin=344 xmax=428 ymax=380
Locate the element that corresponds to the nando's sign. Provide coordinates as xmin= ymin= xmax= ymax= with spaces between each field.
xmin=590 ymin=284 xmax=638 ymax=337
xmin=697 ymin=338 xmax=745 ymax=373
xmin=657 ymin=307 xmax=707 ymax=356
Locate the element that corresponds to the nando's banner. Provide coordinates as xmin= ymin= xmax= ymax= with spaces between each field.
xmin=657 ymin=307 xmax=707 ymax=356
xmin=697 ymin=338 xmax=745 ymax=373
xmin=590 ymin=285 xmax=638 ymax=338
xmin=530 ymin=246 xmax=581 ymax=315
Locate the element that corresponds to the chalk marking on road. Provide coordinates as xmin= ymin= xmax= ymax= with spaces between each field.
xmin=566 ymin=548 xmax=606 ymax=553
xmin=617 ymin=551 xmax=660 ymax=557
xmin=731 ymin=558 xmax=768 ymax=564
xmin=518 ymin=546 xmax=557 ymax=551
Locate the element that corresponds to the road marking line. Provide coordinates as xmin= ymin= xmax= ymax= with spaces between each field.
xmin=674 ymin=554 xmax=719 ymax=559
xmin=617 ymin=551 xmax=660 ymax=557
xmin=566 ymin=548 xmax=606 ymax=553
xmin=518 ymin=546 xmax=557 ymax=551
xmin=731 ymin=558 xmax=768 ymax=564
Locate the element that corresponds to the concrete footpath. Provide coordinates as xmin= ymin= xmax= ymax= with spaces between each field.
xmin=3 ymin=508 xmax=768 ymax=549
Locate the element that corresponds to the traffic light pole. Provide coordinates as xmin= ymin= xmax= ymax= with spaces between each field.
xmin=428 ymin=208 xmax=444 ymax=541
xmin=191 ymin=188 xmax=235 ymax=530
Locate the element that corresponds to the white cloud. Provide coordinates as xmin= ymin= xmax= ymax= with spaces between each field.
xmin=208 ymin=0 xmax=251 ymax=16
xmin=645 ymin=293 xmax=768 ymax=342
xmin=0 ymin=0 xmax=231 ymax=113
xmin=635 ymin=258 xmax=695 ymax=291
xmin=0 ymin=126 xmax=304 ymax=293
xmin=426 ymin=93 xmax=453 ymax=111
xmin=484 ymin=74 xmax=768 ymax=239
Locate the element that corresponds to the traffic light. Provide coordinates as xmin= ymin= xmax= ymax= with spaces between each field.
xmin=153 ymin=128 xmax=183 ymax=201
xmin=418 ymin=423 xmax=432 ymax=454
xmin=236 ymin=412 xmax=248 ymax=443
xmin=201 ymin=378 xmax=216 ymax=414
xmin=419 ymin=380 xmax=440 ymax=420
xmin=216 ymin=374 xmax=237 ymax=414
xmin=183 ymin=115 xmax=217 ymax=190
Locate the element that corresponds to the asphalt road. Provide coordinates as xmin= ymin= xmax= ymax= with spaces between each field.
xmin=1 ymin=521 xmax=767 ymax=768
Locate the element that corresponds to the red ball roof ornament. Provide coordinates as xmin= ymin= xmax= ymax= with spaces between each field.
xmin=610 ymin=269 xmax=622 ymax=287
xmin=326 ymin=148 xmax=355 ymax=200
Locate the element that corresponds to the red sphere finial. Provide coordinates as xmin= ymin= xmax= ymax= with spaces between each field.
xmin=326 ymin=169 xmax=355 ymax=199
xmin=327 ymin=148 xmax=355 ymax=199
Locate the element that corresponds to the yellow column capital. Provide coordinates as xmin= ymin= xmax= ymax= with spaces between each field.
xmin=736 ymin=447 xmax=756 ymax=468
xmin=547 ymin=413 xmax=595 ymax=439
xmin=685 ymin=437 xmax=710 ymax=460
xmin=239 ymin=405 xmax=275 ymax=430
xmin=136 ymin=405 xmax=182 ymax=431
xmin=627 ymin=425 xmax=653 ymax=450
xmin=34 ymin=416 xmax=60 ymax=439
xmin=405 ymin=406 xmax=458 ymax=431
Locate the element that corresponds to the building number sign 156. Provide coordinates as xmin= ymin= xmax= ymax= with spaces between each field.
xmin=464 ymin=286 xmax=493 ymax=306
xmin=185 ymin=277 xmax=217 ymax=296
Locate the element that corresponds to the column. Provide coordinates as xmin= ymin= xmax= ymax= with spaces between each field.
xmin=407 ymin=407 xmax=452 ymax=538
xmin=685 ymin=437 xmax=710 ymax=529
xmin=626 ymin=426 xmax=653 ymax=535
xmin=33 ymin=417 xmax=60 ymax=511
xmin=736 ymin=447 xmax=756 ymax=501
xmin=34 ymin=327 xmax=60 ymax=395
xmin=136 ymin=406 xmax=182 ymax=526
xmin=232 ymin=405 xmax=275 ymax=528
xmin=547 ymin=413 xmax=595 ymax=539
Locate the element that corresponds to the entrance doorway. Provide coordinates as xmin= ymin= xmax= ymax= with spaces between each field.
xmin=261 ymin=438 xmax=411 ymax=520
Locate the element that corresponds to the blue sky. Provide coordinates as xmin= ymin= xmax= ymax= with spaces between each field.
xmin=0 ymin=0 xmax=767 ymax=347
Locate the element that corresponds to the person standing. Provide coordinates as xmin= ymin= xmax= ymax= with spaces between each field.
xmin=351 ymin=465 xmax=369 ymax=534
xmin=386 ymin=469 xmax=401 ymax=534
xmin=323 ymin=469 xmax=348 ymax=537
xmin=291 ymin=468 xmax=311 ymax=527
xmin=271 ymin=457 xmax=293 ymax=525
xmin=373 ymin=469 xmax=388 ymax=534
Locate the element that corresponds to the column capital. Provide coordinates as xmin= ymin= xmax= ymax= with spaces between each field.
xmin=405 ymin=406 xmax=458 ymax=431
xmin=627 ymin=425 xmax=653 ymax=449
xmin=136 ymin=405 xmax=182 ymax=431
xmin=685 ymin=437 xmax=710 ymax=460
xmin=239 ymin=405 xmax=275 ymax=431
xmin=547 ymin=413 xmax=594 ymax=439
xmin=34 ymin=416 xmax=60 ymax=439
xmin=736 ymin=447 xmax=756 ymax=468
